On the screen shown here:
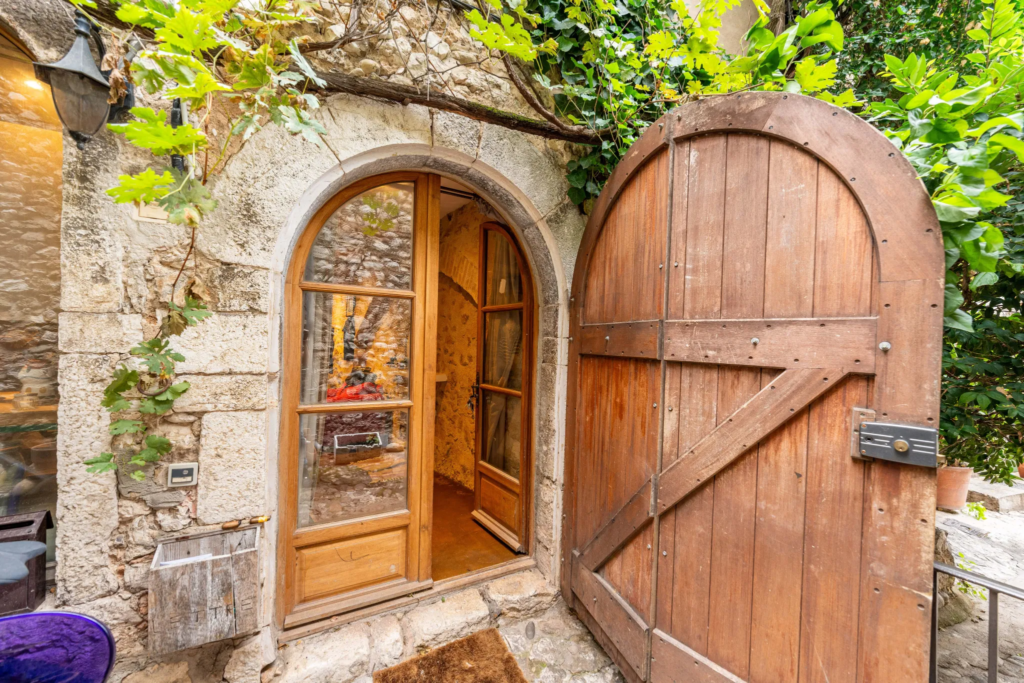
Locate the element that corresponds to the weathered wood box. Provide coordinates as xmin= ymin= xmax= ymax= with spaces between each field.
xmin=148 ymin=526 xmax=259 ymax=655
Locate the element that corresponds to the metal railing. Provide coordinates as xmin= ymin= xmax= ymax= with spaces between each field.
xmin=931 ymin=561 xmax=1024 ymax=683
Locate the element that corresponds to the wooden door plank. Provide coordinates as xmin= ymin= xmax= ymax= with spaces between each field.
xmin=705 ymin=134 xmax=769 ymax=679
xmin=573 ymin=554 xmax=649 ymax=681
xmin=797 ymin=378 xmax=868 ymax=683
xmin=814 ymin=170 xmax=874 ymax=317
xmin=682 ymin=135 xmax=728 ymax=321
xmin=746 ymin=142 xmax=819 ymax=682
xmin=651 ymin=629 xmax=748 ymax=683
xmin=659 ymin=363 xmax=718 ymax=653
xmin=657 ymin=367 xmax=843 ymax=514
xmin=639 ymin=149 xmax=669 ymax=322
xmin=663 ymin=318 xmax=876 ymax=371
xmin=764 ymin=140 xmax=819 ymax=317
xmin=667 ymin=140 xmax=691 ymax=319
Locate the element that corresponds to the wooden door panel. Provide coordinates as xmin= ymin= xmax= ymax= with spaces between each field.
xmin=296 ymin=529 xmax=406 ymax=603
xmin=565 ymin=95 xmax=942 ymax=683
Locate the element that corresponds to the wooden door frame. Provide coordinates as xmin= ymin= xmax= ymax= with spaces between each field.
xmin=560 ymin=93 xmax=943 ymax=680
xmin=472 ymin=221 xmax=536 ymax=553
xmin=276 ymin=171 xmax=440 ymax=628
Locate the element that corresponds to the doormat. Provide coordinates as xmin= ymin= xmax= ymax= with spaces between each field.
xmin=373 ymin=628 xmax=527 ymax=683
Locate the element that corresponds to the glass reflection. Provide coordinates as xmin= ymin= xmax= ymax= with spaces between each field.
xmin=300 ymin=292 xmax=411 ymax=404
xmin=297 ymin=410 xmax=409 ymax=527
xmin=482 ymin=392 xmax=521 ymax=480
xmin=304 ymin=182 xmax=414 ymax=289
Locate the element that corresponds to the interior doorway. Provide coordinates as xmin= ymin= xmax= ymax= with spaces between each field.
xmin=430 ymin=179 xmax=533 ymax=581
xmin=278 ymin=172 xmax=534 ymax=628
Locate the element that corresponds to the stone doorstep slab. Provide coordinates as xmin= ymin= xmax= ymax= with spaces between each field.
xmin=967 ymin=473 xmax=1024 ymax=512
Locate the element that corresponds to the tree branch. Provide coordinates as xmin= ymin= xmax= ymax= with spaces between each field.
xmin=314 ymin=69 xmax=607 ymax=144
xmin=501 ymin=55 xmax=614 ymax=140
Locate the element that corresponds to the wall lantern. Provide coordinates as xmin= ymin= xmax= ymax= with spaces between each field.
xmin=32 ymin=10 xmax=134 ymax=149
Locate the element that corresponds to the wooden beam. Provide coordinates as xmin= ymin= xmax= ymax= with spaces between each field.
xmin=651 ymin=629 xmax=748 ymax=683
xmin=578 ymin=478 xmax=653 ymax=571
xmin=657 ymin=368 xmax=845 ymax=514
xmin=663 ymin=317 xmax=876 ymax=372
xmin=572 ymin=554 xmax=649 ymax=681
xmin=578 ymin=321 xmax=661 ymax=359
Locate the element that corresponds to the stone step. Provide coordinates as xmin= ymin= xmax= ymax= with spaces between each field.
xmin=967 ymin=473 xmax=1024 ymax=512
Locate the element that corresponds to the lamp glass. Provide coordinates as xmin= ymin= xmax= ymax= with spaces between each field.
xmin=48 ymin=69 xmax=109 ymax=139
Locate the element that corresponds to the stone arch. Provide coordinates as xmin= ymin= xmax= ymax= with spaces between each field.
xmin=268 ymin=140 xmax=576 ymax=590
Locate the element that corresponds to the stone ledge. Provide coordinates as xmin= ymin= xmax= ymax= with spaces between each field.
xmin=173 ymin=374 xmax=268 ymax=413
xmin=483 ymin=569 xmax=557 ymax=620
xmin=968 ymin=473 xmax=1024 ymax=512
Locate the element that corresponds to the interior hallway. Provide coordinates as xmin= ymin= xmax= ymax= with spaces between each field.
xmin=432 ymin=474 xmax=515 ymax=581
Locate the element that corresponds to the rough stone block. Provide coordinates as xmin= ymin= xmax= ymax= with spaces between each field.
xmin=476 ymin=124 xmax=570 ymax=218
xmin=173 ymin=374 xmax=268 ymax=412
xmin=432 ymin=110 xmax=481 ymax=160
xmin=66 ymin=593 xmax=142 ymax=626
xmin=174 ymin=314 xmax=269 ymax=374
xmin=225 ymin=629 xmax=276 ymax=683
xmin=204 ymin=263 xmax=271 ymax=313
xmin=542 ymin=199 xmax=586 ymax=287
xmin=484 ymin=569 xmax=556 ymax=620
xmin=277 ymin=623 xmax=370 ymax=683
xmin=402 ymin=589 xmax=491 ymax=652
xmin=370 ymin=614 xmax=404 ymax=671
xmin=58 ymin=313 xmax=143 ymax=353
xmin=197 ymin=411 xmax=267 ymax=524
xmin=56 ymin=354 xmax=120 ymax=604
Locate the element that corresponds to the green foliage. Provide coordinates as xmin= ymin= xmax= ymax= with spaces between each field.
xmin=858 ymin=0 xmax=1024 ymax=482
xmin=81 ymin=0 xmax=341 ymax=480
xmin=966 ymin=501 xmax=988 ymax=519
xmin=473 ymin=0 xmax=853 ymax=207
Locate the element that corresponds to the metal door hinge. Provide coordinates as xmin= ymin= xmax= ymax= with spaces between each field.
xmin=851 ymin=407 xmax=939 ymax=468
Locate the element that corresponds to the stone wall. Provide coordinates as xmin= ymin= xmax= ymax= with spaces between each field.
xmin=0 ymin=0 xmax=584 ymax=678
xmin=434 ymin=201 xmax=486 ymax=490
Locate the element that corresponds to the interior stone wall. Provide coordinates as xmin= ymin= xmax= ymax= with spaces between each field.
xmin=433 ymin=202 xmax=488 ymax=490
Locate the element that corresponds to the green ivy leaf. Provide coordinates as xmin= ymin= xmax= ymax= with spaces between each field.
xmin=944 ymin=309 xmax=974 ymax=332
xmin=107 ymin=168 xmax=175 ymax=205
xmin=84 ymin=452 xmax=118 ymax=474
xmin=110 ymin=419 xmax=145 ymax=435
xmin=108 ymin=107 xmax=207 ymax=156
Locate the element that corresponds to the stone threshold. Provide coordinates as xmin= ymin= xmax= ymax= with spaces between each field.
xmin=278 ymin=556 xmax=537 ymax=644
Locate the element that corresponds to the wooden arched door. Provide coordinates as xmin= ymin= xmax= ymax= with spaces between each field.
xmin=473 ymin=222 xmax=534 ymax=552
xmin=561 ymin=93 xmax=943 ymax=683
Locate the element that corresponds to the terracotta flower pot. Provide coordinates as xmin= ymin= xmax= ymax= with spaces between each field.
xmin=1018 ymin=462 xmax=1024 ymax=480
xmin=936 ymin=466 xmax=972 ymax=511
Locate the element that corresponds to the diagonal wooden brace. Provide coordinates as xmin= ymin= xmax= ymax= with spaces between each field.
xmin=656 ymin=367 xmax=846 ymax=513
xmin=579 ymin=478 xmax=654 ymax=571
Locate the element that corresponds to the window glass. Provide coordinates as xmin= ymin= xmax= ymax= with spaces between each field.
xmin=0 ymin=34 xmax=62 ymax=561
xmin=482 ymin=311 xmax=523 ymax=391
xmin=304 ymin=182 xmax=414 ymax=289
xmin=297 ymin=410 xmax=409 ymax=527
xmin=481 ymin=392 xmax=521 ymax=480
xmin=300 ymin=292 xmax=411 ymax=404
xmin=484 ymin=231 xmax=522 ymax=306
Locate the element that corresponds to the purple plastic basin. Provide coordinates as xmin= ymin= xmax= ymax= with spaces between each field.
xmin=0 ymin=611 xmax=115 ymax=682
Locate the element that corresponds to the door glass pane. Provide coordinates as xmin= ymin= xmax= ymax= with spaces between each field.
xmin=304 ymin=182 xmax=414 ymax=289
xmin=297 ymin=410 xmax=409 ymax=527
xmin=482 ymin=311 xmax=523 ymax=391
xmin=300 ymin=291 xmax=411 ymax=404
xmin=481 ymin=392 xmax=521 ymax=480
xmin=485 ymin=231 xmax=522 ymax=305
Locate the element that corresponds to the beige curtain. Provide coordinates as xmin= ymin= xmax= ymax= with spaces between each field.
xmin=483 ymin=235 xmax=523 ymax=477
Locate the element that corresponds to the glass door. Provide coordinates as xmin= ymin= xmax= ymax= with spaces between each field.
xmin=473 ymin=224 xmax=533 ymax=552
xmin=279 ymin=173 xmax=440 ymax=627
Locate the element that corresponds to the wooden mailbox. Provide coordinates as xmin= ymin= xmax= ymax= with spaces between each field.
xmin=148 ymin=526 xmax=259 ymax=654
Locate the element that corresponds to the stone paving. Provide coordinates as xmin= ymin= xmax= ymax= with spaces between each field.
xmin=937 ymin=507 xmax=1024 ymax=682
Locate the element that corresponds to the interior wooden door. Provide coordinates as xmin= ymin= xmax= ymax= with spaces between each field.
xmin=473 ymin=223 xmax=533 ymax=552
xmin=278 ymin=172 xmax=440 ymax=628
xmin=561 ymin=93 xmax=944 ymax=683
